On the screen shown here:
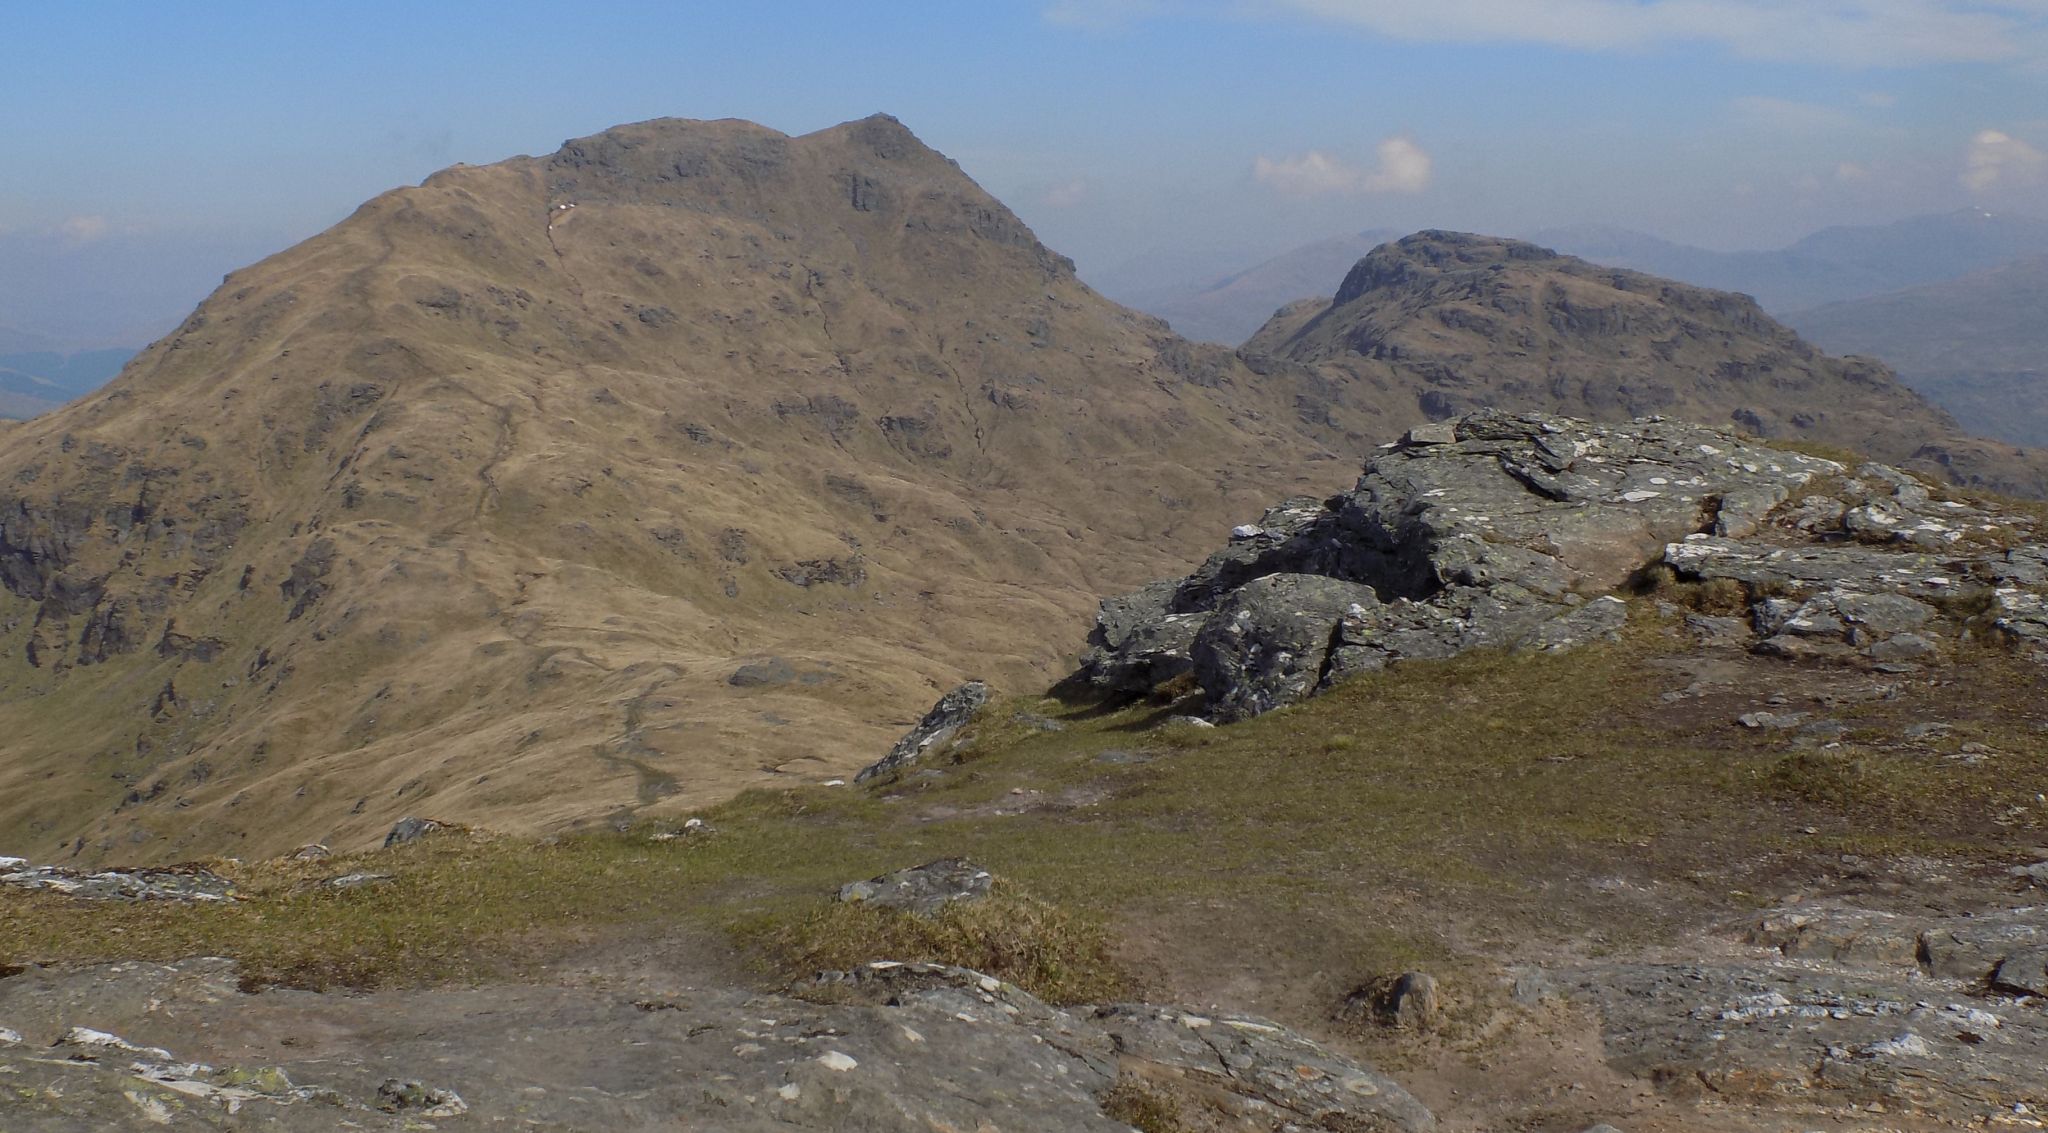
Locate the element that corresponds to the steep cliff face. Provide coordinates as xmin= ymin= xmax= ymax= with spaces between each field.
xmin=1244 ymin=231 xmax=2048 ymax=496
xmin=0 ymin=115 xmax=1383 ymax=862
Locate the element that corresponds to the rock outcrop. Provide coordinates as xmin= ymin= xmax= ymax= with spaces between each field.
xmin=854 ymin=681 xmax=990 ymax=782
xmin=1074 ymin=410 xmax=2048 ymax=720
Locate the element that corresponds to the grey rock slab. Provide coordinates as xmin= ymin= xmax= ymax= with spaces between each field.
xmin=0 ymin=859 xmax=235 ymax=902
xmin=854 ymin=680 xmax=990 ymax=783
xmin=1919 ymin=910 xmax=2048 ymax=982
xmin=1087 ymin=1003 xmax=1436 ymax=1132
xmin=1565 ymin=961 xmax=2048 ymax=1115
xmin=1868 ymin=633 xmax=1939 ymax=662
xmin=0 ymin=957 xmax=1433 ymax=1133
xmin=836 ymin=858 xmax=993 ymax=916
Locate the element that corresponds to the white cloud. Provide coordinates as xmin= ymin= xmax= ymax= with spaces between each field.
xmin=1254 ymin=151 xmax=1361 ymax=196
xmin=1859 ymin=91 xmax=1900 ymax=108
xmin=1265 ymin=0 xmax=2048 ymax=67
xmin=1362 ymin=135 xmax=1434 ymax=192
xmin=58 ymin=215 xmax=110 ymax=243
xmin=1254 ymin=136 xmax=1434 ymax=197
xmin=1963 ymin=128 xmax=2048 ymax=191
xmin=1042 ymin=179 xmax=1089 ymax=207
xmin=1835 ymin=161 xmax=1872 ymax=181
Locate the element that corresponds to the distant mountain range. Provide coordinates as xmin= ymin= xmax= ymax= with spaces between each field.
xmin=1785 ymin=254 xmax=2048 ymax=449
xmin=1534 ymin=209 xmax=2048 ymax=313
xmin=1131 ymin=208 xmax=2048 ymax=347
xmin=0 ymin=347 xmax=136 ymax=419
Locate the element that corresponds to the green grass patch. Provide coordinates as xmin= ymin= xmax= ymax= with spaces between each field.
xmin=9 ymin=604 xmax=2047 ymax=1003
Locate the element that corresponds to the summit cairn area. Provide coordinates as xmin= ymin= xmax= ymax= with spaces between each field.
xmin=1072 ymin=409 xmax=2048 ymax=720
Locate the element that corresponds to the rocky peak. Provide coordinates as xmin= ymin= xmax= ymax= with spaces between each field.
xmin=1330 ymin=230 xmax=1556 ymax=305
xmin=1245 ymin=233 xmax=2048 ymax=497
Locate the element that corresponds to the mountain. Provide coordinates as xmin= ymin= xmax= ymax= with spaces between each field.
xmin=0 ymin=115 xmax=1393 ymax=864
xmin=1242 ymin=231 xmax=2048 ymax=496
xmin=0 ymin=377 xmax=64 ymax=420
xmin=1141 ymin=209 xmax=2048 ymax=347
xmin=1137 ymin=229 xmax=1402 ymax=345
xmin=1785 ymin=254 xmax=2048 ymax=448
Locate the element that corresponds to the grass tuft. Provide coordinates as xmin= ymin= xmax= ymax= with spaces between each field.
xmin=1101 ymin=1077 xmax=1199 ymax=1133
xmin=739 ymin=882 xmax=1132 ymax=1006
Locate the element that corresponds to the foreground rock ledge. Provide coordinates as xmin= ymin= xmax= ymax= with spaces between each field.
xmin=0 ymin=956 xmax=1433 ymax=1132
xmin=1072 ymin=409 xmax=2047 ymax=720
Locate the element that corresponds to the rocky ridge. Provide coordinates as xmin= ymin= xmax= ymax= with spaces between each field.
xmin=1074 ymin=409 xmax=2048 ymax=720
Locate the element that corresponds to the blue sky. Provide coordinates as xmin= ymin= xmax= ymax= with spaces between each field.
xmin=3 ymin=1 xmax=2045 ymax=345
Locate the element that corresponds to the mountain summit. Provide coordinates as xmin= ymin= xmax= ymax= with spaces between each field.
xmin=0 ymin=115 xmax=1379 ymax=861
xmin=1244 ymin=231 xmax=2048 ymax=496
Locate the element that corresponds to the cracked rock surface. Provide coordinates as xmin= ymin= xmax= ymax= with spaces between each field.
xmin=1557 ymin=901 xmax=2048 ymax=1119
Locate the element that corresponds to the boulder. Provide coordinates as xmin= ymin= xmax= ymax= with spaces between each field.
xmin=1344 ymin=971 xmax=1443 ymax=1031
xmin=382 ymin=817 xmax=444 ymax=848
xmin=1992 ymin=948 xmax=2048 ymax=996
xmin=853 ymin=681 xmax=991 ymax=782
xmin=1192 ymin=573 xmax=1381 ymax=721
